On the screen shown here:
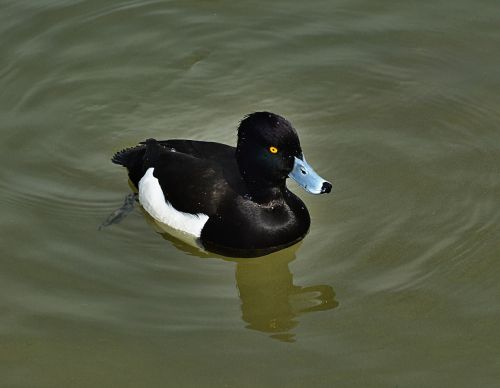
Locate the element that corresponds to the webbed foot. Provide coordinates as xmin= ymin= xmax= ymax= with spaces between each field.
xmin=99 ymin=193 xmax=138 ymax=230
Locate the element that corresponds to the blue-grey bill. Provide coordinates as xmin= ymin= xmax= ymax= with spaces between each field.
xmin=289 ymin=156 xmax=332 ymax=194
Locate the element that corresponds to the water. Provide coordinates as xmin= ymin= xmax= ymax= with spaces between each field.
xmin=1 ymin=0 xmax=499 ymax=386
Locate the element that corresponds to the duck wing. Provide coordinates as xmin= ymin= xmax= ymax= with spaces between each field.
xmin=113 ymin=139 xmax=242 ymax=216
xmin=154 ymin=139 xmax=236 ymax=164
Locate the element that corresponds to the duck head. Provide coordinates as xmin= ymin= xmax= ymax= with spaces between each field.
xmin=236 ymin=112 xmax=332 ymax=195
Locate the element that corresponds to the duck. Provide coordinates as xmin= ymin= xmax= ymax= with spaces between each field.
xmin=112 ymin=112 xmax=332 ymax=257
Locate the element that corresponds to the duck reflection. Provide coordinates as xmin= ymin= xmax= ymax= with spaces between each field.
xmin=157 ymin=229 xmax=338 ymax=342
xmin=233 ymin=245 xmax=338 ymax=342
xmin=135 ymin=210 xmax=338 ymax=342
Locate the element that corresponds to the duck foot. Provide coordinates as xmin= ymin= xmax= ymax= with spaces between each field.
xmin=99 ymin=192 xmax=138 ymax=230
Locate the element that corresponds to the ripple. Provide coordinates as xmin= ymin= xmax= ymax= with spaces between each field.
xmin=1 ymin=0 xmax=500 ymax=372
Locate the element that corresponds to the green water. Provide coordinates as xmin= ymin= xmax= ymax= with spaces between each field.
xmin=1 ymin=0 xmax=499 ymax=387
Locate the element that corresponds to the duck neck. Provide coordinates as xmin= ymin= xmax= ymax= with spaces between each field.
xmin=245 ymin=180 xmax=286 ymax=204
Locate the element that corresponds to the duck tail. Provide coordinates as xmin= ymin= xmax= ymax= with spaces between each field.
xmin=112 ymin=138 xmax=162 ymax=168
xmin=111 ymin=144 xmax=146 ymax=168
xmin=112 ymin=139 xmax=164 ymax=188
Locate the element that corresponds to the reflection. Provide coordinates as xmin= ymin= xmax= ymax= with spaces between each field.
xmin=145 ymin=211 xmax=339 ymax=342
xmin=234 ymin=245 xmax=338 ymax=342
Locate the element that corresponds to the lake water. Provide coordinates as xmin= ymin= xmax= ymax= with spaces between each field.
xmin=1 ymin=0 xmax=499 ymax=387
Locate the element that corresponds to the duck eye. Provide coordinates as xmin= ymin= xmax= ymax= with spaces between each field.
xmin=269 ymin=146 xmax=278 ymax=154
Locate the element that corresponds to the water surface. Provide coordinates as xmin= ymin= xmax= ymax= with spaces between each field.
xmin=1 ymin=0 xmax=499 ymax=387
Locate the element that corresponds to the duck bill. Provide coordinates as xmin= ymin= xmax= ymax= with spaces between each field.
xmin=289 ymin=156 xmax=332 ymax=194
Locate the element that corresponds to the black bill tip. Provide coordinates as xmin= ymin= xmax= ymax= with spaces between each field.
xmin=321 ymin=181 xmax=332 ymax=194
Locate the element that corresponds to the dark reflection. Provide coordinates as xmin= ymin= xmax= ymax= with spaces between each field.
xmin=138 ymin=211 xmax=338 ymax=342
xmin=233 ymin=246 xmax=338 ymax=342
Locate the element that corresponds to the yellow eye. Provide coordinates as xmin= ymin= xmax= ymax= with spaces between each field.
xmin=269 ymin=146 xmax=278 ymax=154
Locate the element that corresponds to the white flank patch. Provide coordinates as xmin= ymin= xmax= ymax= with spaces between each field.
xmin=138 ymin=168 xmax=209 ymax=238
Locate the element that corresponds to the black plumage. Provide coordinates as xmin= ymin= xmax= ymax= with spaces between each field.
xmin=112 ymin=112 xmax=325 ymax=257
